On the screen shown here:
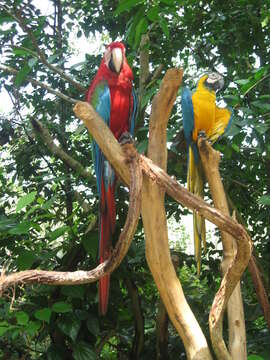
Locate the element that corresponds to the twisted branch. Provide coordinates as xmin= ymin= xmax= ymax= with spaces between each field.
xmin=0 ymin=144 xmax=142 ymax=294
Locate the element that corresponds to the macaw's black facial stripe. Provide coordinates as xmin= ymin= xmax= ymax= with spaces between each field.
xmin=108 ymin=56 xmax=123 ymax=74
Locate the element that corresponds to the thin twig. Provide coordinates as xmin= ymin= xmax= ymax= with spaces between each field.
xmin=31 ymin=119 xmax=93 ymax=181
xmin=0 ymin=64 xmax=78 ymax=104
xmin=1 ymin=4 xmax=86 ymax=93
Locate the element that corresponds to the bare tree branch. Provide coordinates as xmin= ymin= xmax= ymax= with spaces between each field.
xmin=0 ymin=144 xmax=142 ymax=294
xmin=31 ymin=119 xmax=93 ymax=181
xmin=0 ymin=64 xmax=78 ymax=104
xmin=0 ymin=4 xmax=86 ymax=93
xmin=248 ymin=255 xmax=270 ymax=332
xmin=198 ymin=137 xmax=247 ymax=359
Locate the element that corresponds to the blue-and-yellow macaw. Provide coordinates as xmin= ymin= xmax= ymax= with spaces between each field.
xmin=181 ymin=73 xmax=232 ymax=273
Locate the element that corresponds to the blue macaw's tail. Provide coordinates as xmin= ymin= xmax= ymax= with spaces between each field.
xmin=98 ymin=162 xmax=116 ymax=315
xmin=187 ymin=145 xmax=206 ymax=274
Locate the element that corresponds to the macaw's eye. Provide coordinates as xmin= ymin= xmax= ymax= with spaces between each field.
xmin=205 ymin=73 xmax=224 ymax=91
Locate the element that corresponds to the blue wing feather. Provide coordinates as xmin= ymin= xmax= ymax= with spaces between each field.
xmin=181 ymin=87 xmax=199 ymax=163
xmin=181 ymin=87 xmax=194 ymax=146
xmin=224 ymin=107 xmax=233 ymax=135
xmin=91 ymin=83 xmax=111 ymax=195
xmin=129 ymin=88 xmax=137 ymax=136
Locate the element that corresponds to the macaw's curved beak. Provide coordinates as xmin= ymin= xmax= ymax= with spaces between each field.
xmin=109 ymin=47 xmax=123 ymax=74
xmin=205 ymin=73 xmax=224 ymax=91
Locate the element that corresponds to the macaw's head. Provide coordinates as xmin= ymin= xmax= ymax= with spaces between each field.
xmin=204 ymin=72 xmax=224 ymax=91
xmin=104 ymin=42 xmax=126 ymax=74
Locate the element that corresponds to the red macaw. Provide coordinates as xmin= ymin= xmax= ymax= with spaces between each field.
xmin=86 ymin=42 xmax=137 ymax=315
xmin=181 ymin=73 xmax=232 ymax=273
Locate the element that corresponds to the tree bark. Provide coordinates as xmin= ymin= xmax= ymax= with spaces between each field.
xmin=198 ymin=137 xmax=247 ymax=360
xmin=156 ymin=254 xmax=179 ymax=360
xmin=141 ymin=68 xmax=213 ymax=360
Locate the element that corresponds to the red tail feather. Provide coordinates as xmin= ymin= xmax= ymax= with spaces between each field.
xmin=99 ymin=181 xmax=116 ymax=315
xmin=99 ymin=275 xmax=110 ymax=315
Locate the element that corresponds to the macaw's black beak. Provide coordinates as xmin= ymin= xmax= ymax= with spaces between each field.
xmin=109 ymin=47 xmax=123 ymax=74
xmin=205 ymin=72 xmax=224 ymax=91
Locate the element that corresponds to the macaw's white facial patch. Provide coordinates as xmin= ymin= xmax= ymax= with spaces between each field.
xmin=206 ymin=73 xmax=224 ymax=90
xmin=111 ymin=47 xmax=123 ymax=74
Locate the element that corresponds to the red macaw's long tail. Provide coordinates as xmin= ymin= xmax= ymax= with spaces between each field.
xmin=99 ymin=177 xmax=116 ymax=315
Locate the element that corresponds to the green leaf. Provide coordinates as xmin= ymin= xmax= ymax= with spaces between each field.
xmin=57 ymin=315 xmax=81 ymax=342
xmin=8 ymin=221 xmax=33 ymax=235
xmin=147 ymin=7 xmax=160 ymax=21
xmin=34 ymin=308 xmax=52 ymax=323
xmin=136 ymin=139 xmax=148 ymax=154
xmin=25 ymin=320 xmax=41 ymax=336
xmin=258 ymin=195 xmax=270 ymax=206
xmin=141 ymin=87 xmax=157 ymax=108
xmin=86 ymin=315 xmax=100 ymax=336
xmin=47 ymin=345 xmax=64 ymax=360
xmin=52 ymin=301 xmax=72 ymax=313
xmin=49 ymin=225 xmax=69 ymax=240
xmin=61 ymin=285 xmax=85 ymax=299
xmin=247 ymin=356 xmax=264 ymax=360
xmin=13 ymin=48 xmax=32 ymax=57
xmin=0 ymin=326 xmax=9 ymax=336
xmin=232 ymin=143 xmax=240 ymax=152
xmin=17 ymin=250 xmax=36 ymax=270
xmin=159 ymin=18 xmax=169 ymax=38
xmin=73 ymin=341 xmax=96 ymax=360
xmin=28 ymin=57 xmax=37 ymax=68
xmin=254 ymin=67 xmax=267 ymax=81
xmin=0 ymin=15 xmax=14 ymax=25
xmin=235 ymin=79 xmax=250 ymax=85
xmin=14 ymin=63 xmax=31 ymax=87
xmin=135 ymin=18 xmax=148 ymax=47
xmin=42 ymin=195 xmax=57 ymax=210
xmin=48 ymin=54 xmax=58 ymax=64
xmin=0 ymin=216 xmax=18 ymax=232
xmin=114 ymin=0 xmax=143 ymax=15
xmin=160 ymin=0 xmax=175 ymax=4
xmin=252 ymin=101 xmax=270 ymax=112
xmin=16 ymin=191 xmax=37 ymax=212
xmin=16 ymin=311 xmax=29 ymax=325
xmin=82 ymin=231 xmax=98 ymax=258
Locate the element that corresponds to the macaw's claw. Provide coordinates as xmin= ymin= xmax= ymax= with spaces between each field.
xmin=198 ymin=130 xmax=207 ymax=139
xmin=119 ymin=131 xmax=134 ymax=145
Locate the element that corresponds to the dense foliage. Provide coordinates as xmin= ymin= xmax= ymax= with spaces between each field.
xmin=0 ymin=0 xmax=270 ymax=359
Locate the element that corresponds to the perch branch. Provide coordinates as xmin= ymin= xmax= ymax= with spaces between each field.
xmin=31 ymin=119 xmax=93 ymax=181
xmin=248 ymin=255 xmax=270 ymax=332
xmin=0 ymin=4 xmax=86 ymax=93
xmin=0 ymin=64 xmax=77 ymax=104
xmin=72 ymin=97 xmax=252 ymax=359
xmin=227 ymin=197 xmax=270 ymax=333
xmin=0 ymin=145 xmax=142 ymax=294
xmin=141 ymin=68 xmax=213 ymax=360
xmin=198 ymin=137 xmax=250 ymax=360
